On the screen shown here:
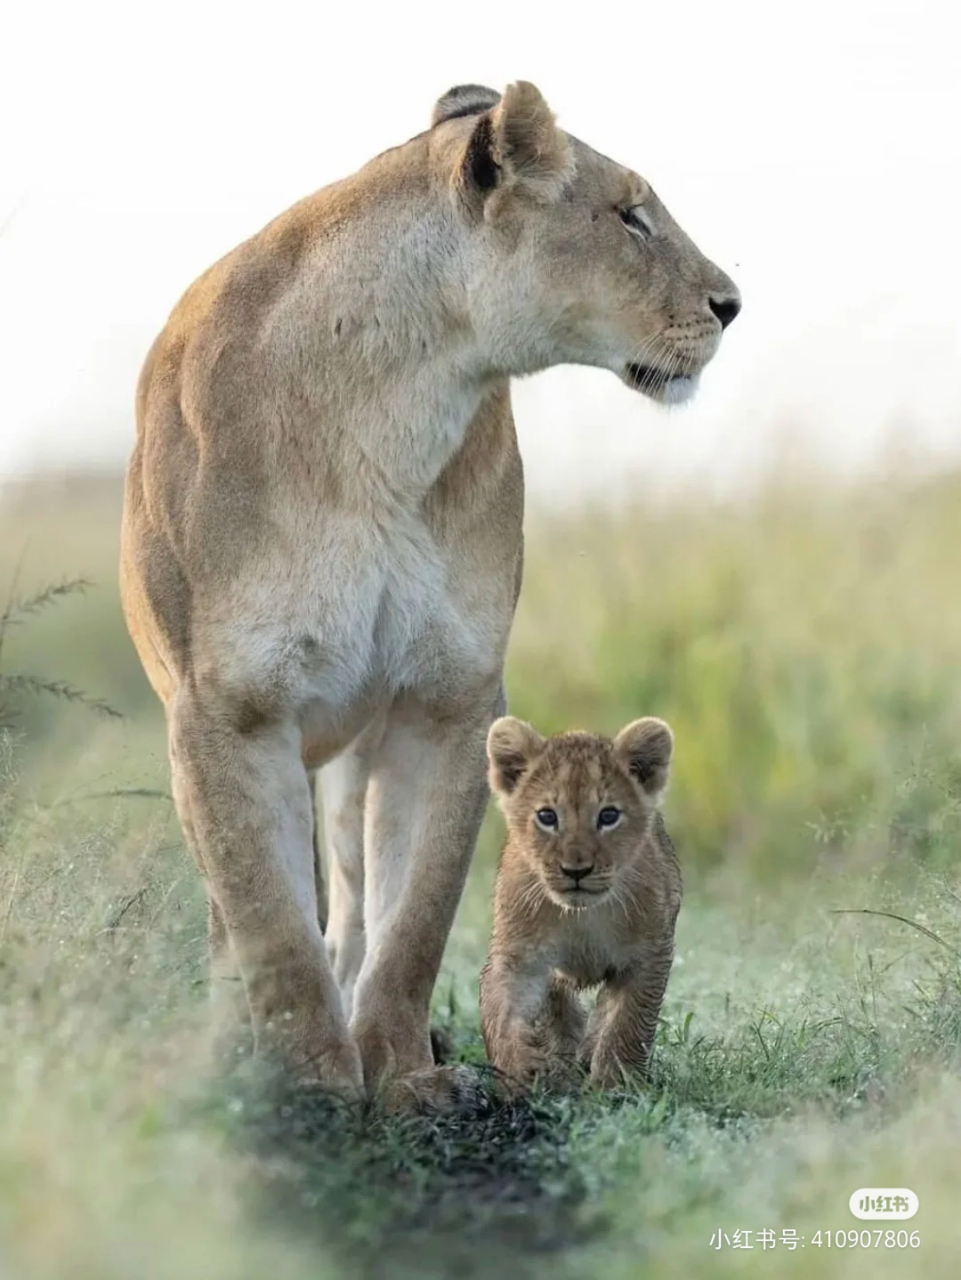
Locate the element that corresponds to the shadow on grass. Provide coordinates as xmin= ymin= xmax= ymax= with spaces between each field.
xmin=215 ymin=1067 xmax=601 ymax=1280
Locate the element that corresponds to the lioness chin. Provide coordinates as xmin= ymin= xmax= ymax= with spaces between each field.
xmin=481 ymin=716 xmax=682 ymax=1093
xmin=120 ymin=79 xmax=735 ymax=1112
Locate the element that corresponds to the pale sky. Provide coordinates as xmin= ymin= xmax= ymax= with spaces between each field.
xmin=2 ymin=0 xmax=959 ymax=502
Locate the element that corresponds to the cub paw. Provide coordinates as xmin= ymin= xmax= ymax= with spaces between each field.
xmin=491 ymin=1054 xmax=583 ymax=1100
xmin=588 ymin=1049 xmax=648 ymax=1091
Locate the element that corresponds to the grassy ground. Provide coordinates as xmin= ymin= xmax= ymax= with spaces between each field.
xmin=1 ymin=469 xmax=960 ymax=1277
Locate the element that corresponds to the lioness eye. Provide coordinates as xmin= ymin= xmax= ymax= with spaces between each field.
xmin=535 ymin=807 xmax=559 ymax=830
xmin=620 ymin=207 xmax=653 ymax=238
xmin=597 ymin=806 xmax=621 ymax=829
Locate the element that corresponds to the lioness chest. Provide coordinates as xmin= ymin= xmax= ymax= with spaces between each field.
xmin=193 ymin=487 xmax=517 ymax=767
xmin=224 ymin=513 xmax=500 ymax=690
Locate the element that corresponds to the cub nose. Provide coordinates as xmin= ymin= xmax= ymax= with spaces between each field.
xmin=708 ymin=292 xmax=742 ymax=330
xmin=561 ymin=865 xmax=594 ymax=884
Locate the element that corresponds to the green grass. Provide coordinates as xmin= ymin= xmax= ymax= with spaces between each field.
xmin=1 ymin=468 xmax=961 ymax=1277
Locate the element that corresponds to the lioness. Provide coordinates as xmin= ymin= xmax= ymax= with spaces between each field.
xmin=481 ymin=716 xmax=680 ymax=1091
xmin=119 ymin=80 xmax=738 ymax=1109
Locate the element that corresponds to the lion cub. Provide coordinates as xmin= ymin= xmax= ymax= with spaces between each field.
xmin=480 ymin=715 xmax=681 ymax=1091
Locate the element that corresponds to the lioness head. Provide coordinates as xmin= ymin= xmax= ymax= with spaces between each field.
xmin=486 ymin=715 xmax=674 ymax=909
xmin=430 ymin=82 xmax=740 ymax=404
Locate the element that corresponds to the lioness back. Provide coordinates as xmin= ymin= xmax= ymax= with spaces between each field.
xmin=480 ymin=715 xmax=681 ymax=1091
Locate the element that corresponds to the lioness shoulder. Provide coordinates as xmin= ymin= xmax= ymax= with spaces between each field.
xmin=480 ymin=715 xmax=681 ymax=1090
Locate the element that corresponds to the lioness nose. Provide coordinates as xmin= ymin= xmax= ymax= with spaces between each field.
xmin=709 ymin=292 xmax=741 ymax=330
xmin=562 ymin=865 xmax=594 ymax=884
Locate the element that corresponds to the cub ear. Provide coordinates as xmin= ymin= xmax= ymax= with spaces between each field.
xmin=458 ymin=81 xmax=574 ymax=207
xmin=431 ymin=84 xmax=501 ymax=127
xmin=487 ymin=716 xmax=546 ymax=796
xmin=613 ymin=717 xmax=674 ymax=801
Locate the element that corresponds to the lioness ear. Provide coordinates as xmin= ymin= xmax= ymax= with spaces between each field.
xmin=614 ymin=718 xmax=674 ymax=801
xmin=431 ymin=84 xmax=501 ymax=127
xmin=487 ymin=716 xmax=545 ymax=796
xmin=459 ymin=81 xmax=574 ymax=207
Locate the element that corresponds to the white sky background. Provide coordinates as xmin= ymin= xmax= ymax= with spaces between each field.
xmin=1 ymin=0 xmax=960 ymax=503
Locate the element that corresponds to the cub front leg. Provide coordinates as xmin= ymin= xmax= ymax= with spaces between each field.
xmin=586 ymin=940 xmax=675 ymax=1088
xmin=543 ymin=975 xmax=587 ymax=1060
xmin=479 ymin=954 xmax=554 ymax=1093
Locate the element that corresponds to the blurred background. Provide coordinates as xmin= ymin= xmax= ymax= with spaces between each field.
xmin=2 ymin=4 xmax=961 ymax=1277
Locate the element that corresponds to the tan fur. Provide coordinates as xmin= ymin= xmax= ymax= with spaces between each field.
xmin=119 ymin=80 xmax=732 ymax=1110
xmin=481 ymin=717 xmax=681 ymax=1091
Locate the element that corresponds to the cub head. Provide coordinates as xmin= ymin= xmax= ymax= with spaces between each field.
xmin=430 ymin=82 xmax=740 ymax=404
xmin=487 ymin=715 xmax=674 ymax=910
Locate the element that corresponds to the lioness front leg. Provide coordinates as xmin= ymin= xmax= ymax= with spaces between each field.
xmin=318 ymin=721 xmax=385 ymax=1023
xmin=170 ymin=767 xmax=252 ymax=1062
xmin=170 ymin=699 xmax=363 ymax=1098
xmin=585 ymin=942 xmax=674 ymax=1088
xmin=349 ymin=686 xmax=500 ymax=1111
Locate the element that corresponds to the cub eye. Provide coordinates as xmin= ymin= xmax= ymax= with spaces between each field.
xmin=535 ymin=807 xmax=559 ymax=830
xmin=620 ymin=207 xmax=653 ymax=238
xmin=597 ymin=806 xmax=621 ymax=829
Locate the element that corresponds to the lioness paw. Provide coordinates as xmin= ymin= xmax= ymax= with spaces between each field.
xmin=377 ymin=1064 xmax=487 ymax=1115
